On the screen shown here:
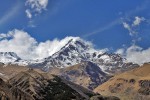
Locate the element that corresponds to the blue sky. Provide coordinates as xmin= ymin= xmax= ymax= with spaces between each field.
xmin=0 ymin=0 xmax=150 ymax=52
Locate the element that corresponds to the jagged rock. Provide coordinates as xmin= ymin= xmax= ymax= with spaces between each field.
xmin=138 ymin=80 xmax=150 ymax=95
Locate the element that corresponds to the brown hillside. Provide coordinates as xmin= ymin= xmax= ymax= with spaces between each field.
xmin=0 ymin=63 xmax=44 ymax=81
xmin=49 ymin=61 xmax=109 ymax=90
xmin=94 ymin=63 xmax=150 ymax=100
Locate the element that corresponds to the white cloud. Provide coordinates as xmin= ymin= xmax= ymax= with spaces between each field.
xmin=35 ymin=37 xmax=81 ymax=59
xmin=122 ymin=22 xmax=136 ymax=36
xmin=83 ymin=1 xmax=149 ymax=38
xmin=115 ymin=48 xmax=125 ymax=56
xmin=116 ymin=45 xmax=150 ymax=65
xmin=132 ymin=16 xmax=145 ymax=26
xmin=123 ymin=22 xmax=130 ymax=30
xmin=0 ymin=29 xmax=82 ymax=60
xmin=25 ymin=9 xmax=32 ymax=19
xmin=0 ymin=30 xmax=37 ymax=60
xmin=122 ymin=16 xmax=146 ymax=36
xmin=0 ymin=31 xmax=14 ymax=39
xmin=121 ymin=16 xmax=149 ymax=64
xmin=126 ymin=45 xmax=150 ymax=65
xmin=25 ymin=0 xmax=48 ymax=18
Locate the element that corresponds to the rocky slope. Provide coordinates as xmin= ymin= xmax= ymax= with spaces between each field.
xmin=0 ymin=77 xmax=34 ymax=100
xmin=94 ymin=63 xmax=150 ymax=100
xmin=0 ymin=69 xmax=120 ymax=100
xmin=0 ymin=63 xmax=43 ymax=81
xmin=0 ymin=62 xmax=109 ymax=90
xmin=49 ymin=61 xmax=110 ymax=90
xmin=0 ymin=38 xmax=139 ymax=93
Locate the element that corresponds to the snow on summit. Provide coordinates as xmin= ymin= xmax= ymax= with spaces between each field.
xmin=0 ymin=29 xmax=93 ymax=60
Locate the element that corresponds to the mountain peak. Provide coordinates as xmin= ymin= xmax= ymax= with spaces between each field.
xmin=0 ymin=52 xmax=18 ymax=56
xmin=51 ymin=37 xmax=93 ymax=58
xmin=61 ymin=36 xmax=91 ymax=49
xmin=0 ymin=52 xmax=21 ymax=64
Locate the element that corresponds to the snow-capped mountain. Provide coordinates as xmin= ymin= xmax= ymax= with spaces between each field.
xmin=0 ymin=52 xmax=28 ymax=65
xmin=0 ymin=52 xmax=21 ymax=63
xmin=30 ymin=37 xmax=103 ymax=70
xmin=0 ymin=37 xmax=138 ymax=73
xmin=29 ymin=37 xmax=138 ymax=73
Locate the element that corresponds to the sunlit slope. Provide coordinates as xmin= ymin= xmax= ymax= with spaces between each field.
xmin=94 ymin=63 xmax=150 ymax=100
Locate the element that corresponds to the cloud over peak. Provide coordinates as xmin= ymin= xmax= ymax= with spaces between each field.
xmin=1 ymin=29 xmax=150 ymax=65
xmin=0 ymin=29 xmax=86 ymax=60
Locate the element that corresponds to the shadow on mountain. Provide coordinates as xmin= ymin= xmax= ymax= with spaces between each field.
xmin=0 ymin=69 xmax=120 ymax=100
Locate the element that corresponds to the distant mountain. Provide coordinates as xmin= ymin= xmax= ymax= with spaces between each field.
xmin=30 ymin=37 xmax=138 ymax=74
xmin=0 ymin=61 xmax=109 ymax=90
xmin=0 ymin=52 xmax=28 ymax=66
xmin=94 ymin=63 xmax=150 ymax=100
xmin=0 ymin=52 xmax=21 ymax=63
xmin=0 ymin=37 xmax=139 ymax=74
xmin=0 ymin=63 xmax=29 ymax=81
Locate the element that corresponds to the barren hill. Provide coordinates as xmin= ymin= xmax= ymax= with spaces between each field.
xmin=94 ymin=63 xmax=150 ymax=100
xmin=49 ymin=61 xmax=111 ymax=90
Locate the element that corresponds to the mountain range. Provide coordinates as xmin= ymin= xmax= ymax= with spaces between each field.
xmin=0 ymin=37 xmax=138 ymax=74
xmin=0 ymin=67 xmax=120 ymax=100
xmin=0 ymin=37 xmax=148 ymax=100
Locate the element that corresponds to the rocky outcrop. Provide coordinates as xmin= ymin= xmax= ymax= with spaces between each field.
xmin=138 ymin=80 xmax=150 ymax=95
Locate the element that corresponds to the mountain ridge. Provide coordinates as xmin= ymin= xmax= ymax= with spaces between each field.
xmin=0 ymin=37 xmax=139 ymax=74
xmin=29 ymin=37 xmax=138 ymax=74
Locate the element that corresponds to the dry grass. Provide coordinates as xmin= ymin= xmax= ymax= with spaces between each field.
xmin=94 ymin=63 xmax=150 ymax=100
